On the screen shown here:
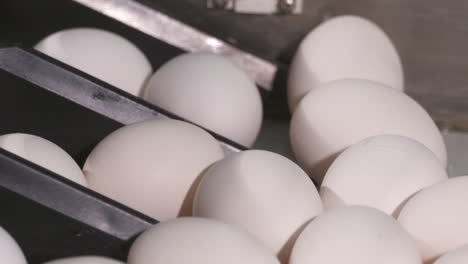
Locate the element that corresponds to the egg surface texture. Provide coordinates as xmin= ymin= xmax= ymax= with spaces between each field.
xmin=434 ymin=245 xmax=468 ymax=264
xmin=35 ymin=28 xmax=152 ymax=96
xmin=321 ymin=135 xmax=447 ymax=215
xmin=0 ymin=227 xmax=26 ymax=264
xmin=0 ymin=133 xmax=87 ymax=186
xmin=290 ymin=79 xmax=447 ymax=183
xmin=289 ymin=206 xmax=421 ymax=264
xmin=128 ymin=217 xmax=280 ymax=264
xmin=83 ymin=119 xmax=224 ymax=221
xmin=44 ymin=256 xmax=124 ymax=264
xmin=193 ymin=150 xmax=322 ymax=262
xmin=288 ymin=15 xmax=403 ymax=111
xmin=398 ymin=176 xmax=468 ymax=263
xmin=143 ymin=52 xmax=263 ymax=147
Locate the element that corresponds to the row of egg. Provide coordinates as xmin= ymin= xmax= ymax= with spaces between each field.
xmin=2 ymin=127 xmax=467 ymax=264
xmin=287 ymin=16 xmax=446 ymax=184
xmin=285 ymin=13 xmax=463 ymax=264
xmin=34 ymin=28 xmax=262 ymax=147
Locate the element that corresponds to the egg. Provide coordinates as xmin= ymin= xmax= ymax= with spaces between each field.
xmin=0 ymin=227 xmax=26 ymax=264
xmin=35 ymin=28 xmax=152 ymax=96
xmin=289 ymin=206 xmax=421 ymax=264
xmin=44 ymin=256 xmax=123 ymax=264
xmin=397 ymin=176 xmax=468 ymax=263
xmin=128 ymin=217 xmax=280 ymax=264
xmin=0 ymin=133 xmax=87 ymax=186
xmin=434 ymin=245 xmax=468 ymax=264
xmin=288 ymin=15 xmax=403 ymax=111
xmin=83 ymin=119 xmax=224 ymax=221
xmin=321 ymin=135 xmax=448 ymax=216
xmin=193 ymin=150 xmax=322 ymax=262
xmin=290 ymin=79 xmax=447 ymax=183
xmin=143 ymin=52 xmax=263 ymax=147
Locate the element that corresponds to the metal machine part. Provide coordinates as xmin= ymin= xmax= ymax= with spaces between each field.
xmin=207 ymin=0 xmax=302 ymax=14
xmin=207 ymin=0 xmax=234 ymax=9
xmin=278 ymin=0 xmax=299 ymax=14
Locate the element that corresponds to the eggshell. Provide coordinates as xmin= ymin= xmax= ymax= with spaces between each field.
xmin=290 ymin=79 xmax=447 ymax=183
xmin=143 ymin=52 xmax=263 ymax=147
xmin=128 ymin=217 xmax=280 ymax=264
xmin=398 ymin=176 xmax=468 ymax=263
xmin=288 ymin=15 xmax=403 ymax=111
xmin=35 ymin=28 xmax=152 ymax=96
xmin=321 ymin=135 xmax=448 ymax=215
xmin=83 ymin=119 xmax=224 ymax=221
xmin=44 ymin=256 xmax=123 ymax=264
xmin=289 ymin=206 xmax=421 ymax=264
xmin=0 ymin=133 xmax=87 ymax=186
xmin=193 ymin=150 xmax=322 ymax=262
xmin=434 ymin=245 xmax=468 ymax=264
xmin=0 ymin=227 xmax=26 ymax=264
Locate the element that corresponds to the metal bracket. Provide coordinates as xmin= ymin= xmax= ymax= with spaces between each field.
xmin=207 ymin=0 xmax=235 ymax=9
xmin=207 ymin=0 xmax=303 ymax=15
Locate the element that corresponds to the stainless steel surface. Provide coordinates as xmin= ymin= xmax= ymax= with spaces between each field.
xmin=73 ymin=0 xmax=277 ymax=90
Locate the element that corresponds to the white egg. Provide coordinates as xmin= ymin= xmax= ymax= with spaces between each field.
xmin=83 ymin=119 xmax=224 ymax=221
xmin=128 ymin=217 xmax=280 ymax=264
xmin=290 ymin=206 xmax=421 ymax=264
xmin=288 ymin=15 xmax=403 ymax=111
xmin=321 ymin=135 xmax=448 ymax=216
xmin=193 ymin=150 xmax=322 ymax=262
xmin=290 ymin=79 xmax=447 ymax=184
xmin=143 ymin=52 xmax=263 ymax=147
xmin=44 ymin=256 xmax=123 ymax=264
xmin=35 ymin=28 xmax=152 ymax=96
xmin=398 ymin=176 xmax=468 ymax=263
xmin=0 ymin=133 xmax=87 ymax=186
xmin=0 ymin=227 xmax=26 ymax=264
xmin=434 ymin=245 xmax=468 ymax=264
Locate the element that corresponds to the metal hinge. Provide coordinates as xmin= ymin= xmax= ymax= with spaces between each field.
xmin=207 ymin=0 xmax=303 ymax=15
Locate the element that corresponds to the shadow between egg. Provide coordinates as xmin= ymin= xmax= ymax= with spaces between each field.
xmin=178 ymin=164 xmax=215 ymax=217
xmin=278 ymin=219 xmax=312 ymax=264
